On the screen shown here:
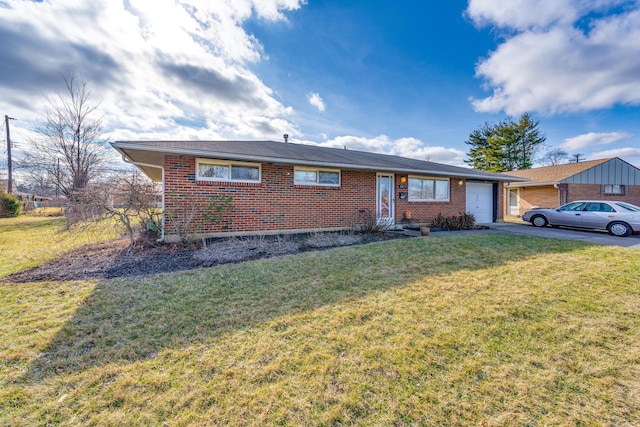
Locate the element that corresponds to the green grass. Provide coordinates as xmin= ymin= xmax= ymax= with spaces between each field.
xmin=1 ymin=233 xmax=639 ymax=425
xmin=0 ymin=214 xmax=121 ymax=278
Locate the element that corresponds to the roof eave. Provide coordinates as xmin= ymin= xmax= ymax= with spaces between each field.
xmin=110 ymin=141 xmax=525 ymax=182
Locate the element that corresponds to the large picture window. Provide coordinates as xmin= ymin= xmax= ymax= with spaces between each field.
xmin=408 ymin=177 xmax=450 ymax=201
xmin=196 ymin=159 xmax=261 ymax=183
xmin=294 ymin=167 xmax=340 ymax=186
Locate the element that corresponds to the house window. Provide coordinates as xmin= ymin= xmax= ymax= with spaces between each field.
xmin=196 ymin=159 xmax=261 ymax=183
xmin=408 ymin=177 xmax=450 ymax=201
xmin=602 ymin=184 xmax=624 ymax=195
xmin=294 ymin=167 xmax=340 ymax=186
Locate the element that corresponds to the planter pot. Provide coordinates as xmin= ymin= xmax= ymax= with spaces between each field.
xmin=420 ymin=227 xmax=430 ymax=236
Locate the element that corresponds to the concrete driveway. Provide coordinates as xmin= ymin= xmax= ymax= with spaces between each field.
xmin=486 ymin=221 xmax=640 ymax=250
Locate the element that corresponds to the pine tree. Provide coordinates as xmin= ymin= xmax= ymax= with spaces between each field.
xmin=464 ymin=113 xmax=546 ymax=171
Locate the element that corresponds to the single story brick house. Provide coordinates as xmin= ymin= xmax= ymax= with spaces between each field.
xmin=502 ymin=157 xmax=640 ymax=217
xmin=111 ymin=140 xmax=525 ymax=241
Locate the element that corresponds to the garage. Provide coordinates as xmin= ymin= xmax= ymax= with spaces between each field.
xmin=466 ymin=182 xmax=494 ymax=223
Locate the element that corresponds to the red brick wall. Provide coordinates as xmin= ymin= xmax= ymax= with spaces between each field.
xmin=567 ymin=184 xmax=640 ymax=206
xmin=163 ymin=156 xmax=487 ymax=237
xmin=165 ymin=155 xmax=376 ymax=235
xmin=516 ymin=185 xmax=560 ymax=215
xmin=394 ymin=175 xmax=467 ymax=223
xmin=496 ymin=182 xmax=505 ymax=220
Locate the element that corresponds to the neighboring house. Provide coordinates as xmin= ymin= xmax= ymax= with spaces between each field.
xmin=14 ymin=192 xmax=52 ymax=210
xmin=110 ymin=140 xmax=525 ymax=241
xmin=502 ymin=157 xmax=640 ymax=217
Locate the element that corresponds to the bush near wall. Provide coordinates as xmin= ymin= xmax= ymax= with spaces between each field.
xmin=430 ymin=212 xmax=475 ymax=230
xmin=0 ymin=193 xmax=23 ymax=217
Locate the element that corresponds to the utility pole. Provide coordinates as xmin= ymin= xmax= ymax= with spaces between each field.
xmin=4 ymin=115 xmax=16 ymax=194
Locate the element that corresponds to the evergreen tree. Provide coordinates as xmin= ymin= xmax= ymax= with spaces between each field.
xmin=465 ymin=113 xmax=546 ymax=171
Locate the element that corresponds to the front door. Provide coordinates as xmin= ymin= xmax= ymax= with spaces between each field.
xmin=376 ymin=173 xmax=394 ymax=225
xmin=508 ymin=188 xmax=519 ymax=216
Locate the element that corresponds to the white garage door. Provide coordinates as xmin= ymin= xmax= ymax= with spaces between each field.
xmin=466 ymin=182 xmax=494 ymax=223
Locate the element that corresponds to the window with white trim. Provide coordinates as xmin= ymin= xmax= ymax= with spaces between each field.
xmin=602 ymin=184 xmax=624 ymax=195
xmin=196 ymin=159 xmax=261 ymax=183
xmin=408 ymin=177 xmax=450 ymax=201
xmin=294 ymin=167 xmax=340 ymax=186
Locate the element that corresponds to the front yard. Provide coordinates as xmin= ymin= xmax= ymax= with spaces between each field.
xmin=1 ymin=215 xmax=639 ymax=425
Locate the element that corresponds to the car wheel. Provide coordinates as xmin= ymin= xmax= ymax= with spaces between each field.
xmin=608 ymin=221 xmax=631 ymax=237
xmin=531 ymin=215 xmax=548 ymax=227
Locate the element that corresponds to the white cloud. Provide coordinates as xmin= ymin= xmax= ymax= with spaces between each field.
xmin=307 ymin=92 xmax=326 ymax=112
xmin=0 ymin=0 xmax=303 ymax=143
xmin=469 ymin=2 xmax=640 ymax=115
xmin=561 ymin=131 xmax=631 ymax=151
xmin=318 ymin=135 xmax=392 ymax=152
xmin=466 ymin=0 xmax=626 ymax=30
xmin=408 ymin=146 xmax=468 ymax=165
xmin=316 ymin=135 xmax=467 ymax=166
xmin=466 ymin=0 xmax=579 ymax=30
xmin=589 ymin=147 xmax=640 ymax=167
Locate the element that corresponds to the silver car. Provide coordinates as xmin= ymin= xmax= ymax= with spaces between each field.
xmin=522 ymin=200 xmax=640 ymax=237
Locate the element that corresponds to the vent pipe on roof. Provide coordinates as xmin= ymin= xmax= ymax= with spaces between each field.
xmin=283 ymin=133 xmax=289 ymax=143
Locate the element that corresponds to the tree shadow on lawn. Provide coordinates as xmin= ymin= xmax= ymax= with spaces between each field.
xmin=23 ymin=233 xmax=589 ymax=381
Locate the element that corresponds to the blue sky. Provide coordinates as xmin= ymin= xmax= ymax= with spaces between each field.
xmin=1 ymin=0 xmax=640 ymax=172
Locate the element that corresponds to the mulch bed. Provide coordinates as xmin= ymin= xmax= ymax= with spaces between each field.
xmin=5 ymin=231 xmax=412 ymax=283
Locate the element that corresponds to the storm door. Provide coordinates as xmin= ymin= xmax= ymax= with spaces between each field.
xmin=376 ymin=173 xmax=395 ymax=225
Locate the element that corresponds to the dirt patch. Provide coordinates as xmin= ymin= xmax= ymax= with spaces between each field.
xmin=5 ymin=231 xmax=412 ymax=283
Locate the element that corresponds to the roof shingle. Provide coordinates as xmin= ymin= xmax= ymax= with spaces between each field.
xmin=502 ymin=158 xmax=611 ymax=183
xmin=111 ymin=140 xmax=526 ymax=182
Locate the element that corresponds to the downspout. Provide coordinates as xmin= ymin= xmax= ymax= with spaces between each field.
xmin=121 ymin=156 xmax=165 ymax=242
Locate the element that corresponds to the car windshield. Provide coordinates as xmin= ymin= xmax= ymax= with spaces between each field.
xmin=614 ymin=202 xmax=640 ymax=212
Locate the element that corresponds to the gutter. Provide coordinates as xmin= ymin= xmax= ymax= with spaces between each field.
xmin=120 ymin=155 xmax=165 ymax=242
xmin=505 ymin=181 xmax=559 ymax=188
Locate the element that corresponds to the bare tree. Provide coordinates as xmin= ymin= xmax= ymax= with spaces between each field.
xmin=539 ymin=148 xmax=569 ymax=166
xmin=73 ymin=172 xmax=161 ymax=250
xmin=24 ymin=74 xmax=108 ymax=200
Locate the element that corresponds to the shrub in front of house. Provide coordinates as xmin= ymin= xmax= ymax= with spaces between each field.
xmin=1 ymin=193 xmax=23 ymax=217
xmin=353 ymin=208 xmax=389 ymax=234
xmin=430 ymin=212 xmax=476 ymax=230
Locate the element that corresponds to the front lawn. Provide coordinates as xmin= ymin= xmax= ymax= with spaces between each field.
xmin=1 ymin=234 xmax=639 ymax=425
xmin=0 ymin=214 xmax=121 ymax=278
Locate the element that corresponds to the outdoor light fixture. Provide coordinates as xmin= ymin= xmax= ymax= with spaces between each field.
xmin=458 ymin=179 xmax=464 ymax=186
xmin=400 ymin=176 xmax=407 ymax=184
